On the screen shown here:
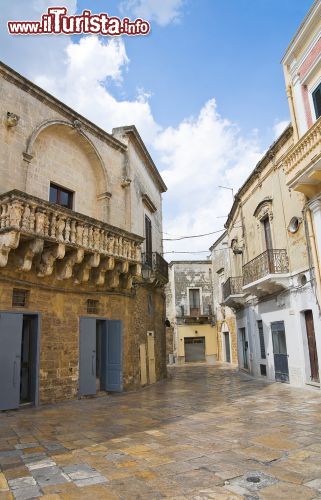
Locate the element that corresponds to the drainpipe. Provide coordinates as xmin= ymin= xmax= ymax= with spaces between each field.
xmin=303 ymin=204 xmax=321 ymax=313
xmin=286 ymin=84 xmax=299 ymax=142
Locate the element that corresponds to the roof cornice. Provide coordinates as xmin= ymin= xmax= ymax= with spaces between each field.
xmin=0 ymin=61 xmax=126 ymax=152
xmin=113 ymin=125 xmax=167 ymax=193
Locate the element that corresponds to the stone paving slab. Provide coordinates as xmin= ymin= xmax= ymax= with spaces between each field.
xmin=1 ymin=364 xmax=321 ymax=498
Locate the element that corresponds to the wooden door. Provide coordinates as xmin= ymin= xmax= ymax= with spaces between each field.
xmin=305 ymin=310 xmax=319 ymax=383
xmin=0 ymin=313 xmax=23 ymax=410
xmin=147 ymin=332 xmax=156 ymax=384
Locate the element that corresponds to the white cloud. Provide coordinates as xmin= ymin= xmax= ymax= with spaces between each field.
xmin=120 ymin=0 xmax=184 ymax=26
xmin=0 ymin=0 xmax=76 ymax=76
xmin=35 ymin=36 xmax=160 ymax=144
xmin=273 ymin=119 xmax=290 ymax=139
xmin=155 ymin=100 xmax=263 ymax=256
xmin=1 ymin=0 xmax=264 ymax=259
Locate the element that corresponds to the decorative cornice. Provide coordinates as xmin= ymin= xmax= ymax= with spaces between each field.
xmin=142 ymin=193 xmax=157 ymax=213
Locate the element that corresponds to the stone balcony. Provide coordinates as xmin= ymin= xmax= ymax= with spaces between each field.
xmin=0 ymin=190 xmax=143 ymax=289
xmin=242 ymin=249 xmax=290 ymax=297
xmin=283 ymin=116 xmax=321 ymax=195
xmin=222 ymin=276 xmax=245 ymax=309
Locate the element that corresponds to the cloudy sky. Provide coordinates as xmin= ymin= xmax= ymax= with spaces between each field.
xmin=0 ymin=0 xmax=313 ymax=259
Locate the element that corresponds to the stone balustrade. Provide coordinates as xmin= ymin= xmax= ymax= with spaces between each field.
xmin=0 ymin=190 xmax=143 ymax=288
xmin=283 ymin=116 xmax=321 ymax=177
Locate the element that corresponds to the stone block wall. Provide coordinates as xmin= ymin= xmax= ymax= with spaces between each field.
xmin=0 ymin=272 xmax=167 ymax=404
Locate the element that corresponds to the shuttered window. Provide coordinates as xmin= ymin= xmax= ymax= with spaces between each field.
xmin=313 ymin=83 xmax=321 ymax=120
xmin=145 ymin=215 xmax=152 ymax=265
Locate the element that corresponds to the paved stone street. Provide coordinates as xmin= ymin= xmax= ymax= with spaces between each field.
xmin=1 ymin=364 xmax=321 ymax=499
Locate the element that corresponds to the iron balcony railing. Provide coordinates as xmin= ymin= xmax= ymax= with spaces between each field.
xmin=142 ymin=251 xmax=169 ymax=282
xmin=243 ymin=249 xmax=289 ymax=286
xmin=222 ymin=276 xmax=243 ymax=300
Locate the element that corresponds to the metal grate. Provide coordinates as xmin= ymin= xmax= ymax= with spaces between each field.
xmin=87 ymin=299 xmax=99 ymax=314
xmin=12 ymin=288 xmax=29 ymax=307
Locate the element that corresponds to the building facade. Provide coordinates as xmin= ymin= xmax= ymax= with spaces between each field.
xmin=282 ymin=0 xmax=321 ymax=311
xmin=166 ymin=261 xmax=217 ymax=364
xmin=0 ymin=62 xmax=168 ymax=410
xmin=222 ymin=121 xmax=321 ymax=388
xmin=210 ymin=232 xmax=238 ymax=365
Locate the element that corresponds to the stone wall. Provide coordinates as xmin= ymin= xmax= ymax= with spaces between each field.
xmin=0 ymin=273 xmax=167 ymax=404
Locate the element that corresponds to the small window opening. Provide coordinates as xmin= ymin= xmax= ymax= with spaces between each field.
xmin=87 ymin=299 xmax=99 ymax=314
xmin=12 ymin=289 xmax=29 ymax=307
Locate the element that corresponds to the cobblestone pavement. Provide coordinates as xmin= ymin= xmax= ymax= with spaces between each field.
xmin=1 ymin=364 xmax=321 ymax=499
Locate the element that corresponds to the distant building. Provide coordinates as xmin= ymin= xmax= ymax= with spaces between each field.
xmin=209 ymin=232 xmax=238 ymax=365
xmin=166 ymin=261 xmax=217 ymax=364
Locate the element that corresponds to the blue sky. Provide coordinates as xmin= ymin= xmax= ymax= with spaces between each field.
xmin=0 ymin=0 xmax=314 ymax=257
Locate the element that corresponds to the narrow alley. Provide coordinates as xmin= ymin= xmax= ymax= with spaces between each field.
xmin=1 ymin=364 xmax=321 ymax=499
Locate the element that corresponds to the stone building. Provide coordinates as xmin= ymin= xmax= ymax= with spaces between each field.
xmin=166 ymin=261 xmax=217 ymax=364
xmin=222 ymin=122 xmax=321 ymax=388
xmin=0 ymin=61 xmax=168 ymax=410
xmin=209 ymin=232 xmax=238 ymax=365
xmin=282 ymin=0 xmax=321 ymax=317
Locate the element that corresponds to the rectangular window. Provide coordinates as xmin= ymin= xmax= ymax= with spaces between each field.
xmin=313 ymin=83 xmax=321 ymax=120
xmin=189 ymin=288 xmax=200 ymax=316
xmin=49 ymin=183 xmax=73 ymax=209
xmin=145 ymin=215 xmax=152 ymax=266
xmin=12 ymin=289 xmax=29 ymax=307
xmin=257 ymin=320 xmax=266 ymax=359
xmin=87 ymin=299 xmax=99 ymax=314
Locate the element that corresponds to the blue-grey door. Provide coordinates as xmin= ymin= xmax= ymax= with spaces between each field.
xmin=102 ymin=320 xmax=123 ymax=392
xmin=271 ymin=321 xmax=289 ymax=383
xmin=79 ymin=317 xmax=97 ymax=396
xmin=0 ymin=313 xmax=23 ymax=410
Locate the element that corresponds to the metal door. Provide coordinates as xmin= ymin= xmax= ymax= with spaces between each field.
xmin=184 ymin=337 xmax=205 ymax=362
xmin=79 ymin=317 xmax=97 ymax=396
xmin=305 ymin=310 xmax=319 ymax=383
xmin=240 ymin=328 xmax=248 ymax=369
xmin=271 ymin=321 xmax=289 ymax=383
xmin=0 ymin=313 xmax=23 ymax=410
xmin=103 ymin=320 xmax=123 ymax=392
xmin=224 ymin=332 xmax=231 ymax=363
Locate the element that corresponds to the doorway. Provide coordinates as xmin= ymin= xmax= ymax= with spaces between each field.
xmin=223 ymin=332 xmax=231 ymax=363
xmin=240 ymin=328 xmax=248 ymax=369
xmin=184 ymin=337 xmax=205 ymax=362
xmin=79 ymin=318 xmax=123 ymax=396
xmin=0 ymin=313 xmax=39 ymax=411
xmin=304 ymin=310 xmax=319 ymax=383
xmin=271 ymin=321 xmax=289 ymax=383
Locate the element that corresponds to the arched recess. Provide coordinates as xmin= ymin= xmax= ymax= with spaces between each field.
xmin=23 ymin=119 xmax=111 ymax=221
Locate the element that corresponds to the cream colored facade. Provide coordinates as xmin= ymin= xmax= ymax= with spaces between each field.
xmin=282 ymin=0 xmax=321 ymax=311
xmin=223 ymin=122 xmax=321 ymax=387
xmin=166 ymin=261 xmax=217 ymax=364
xmin=210 ymin=232 xmax=238 ymax=365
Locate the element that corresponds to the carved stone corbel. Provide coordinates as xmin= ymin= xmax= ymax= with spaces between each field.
xmin=56 ymin=248 xmax=85 ymax=280
xmin=15 ymin=238 xmax=44 ymax=272
xmin=76 ymin=252 xmax=100 ymax=283
xmin=106 ymin=265 xmax=121 ymax=289
xmin=37 ymin=243 xmax=65 ymax=276
xmin=120 ymin=273 xmax=133 ymax=290
xmin=93 ymin=256 xmax=115 ymax=285
xmin=0 ymin=231 xmax=20 ymax=267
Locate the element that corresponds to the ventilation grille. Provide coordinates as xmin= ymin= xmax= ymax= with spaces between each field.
xmin=12 ymin=289 xmax=29 ymax=307
xmin=87 ymin=299 xmax=99 ymax=314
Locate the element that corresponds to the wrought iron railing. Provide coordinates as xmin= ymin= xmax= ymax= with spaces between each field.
xmin=243 ymin=249 xmax=289 ymax=286
xmin=142 ymin=252 xmax=168 ymax=282
xmin=222 ymin=276 xmax=243 ymax=300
